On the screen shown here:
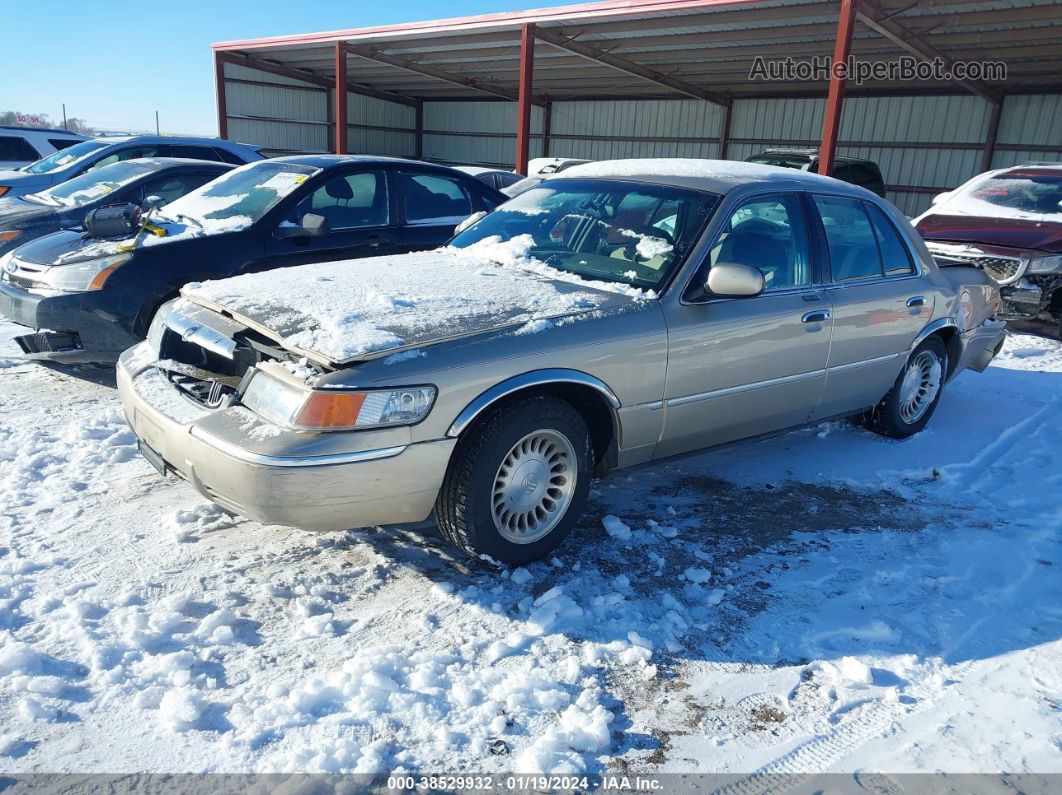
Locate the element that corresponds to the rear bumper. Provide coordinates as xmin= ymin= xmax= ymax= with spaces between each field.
xmin=958 ymin=319 xmax=1007 ymax=374
xmin=0 ymin=282 xmax=141 ymax=362
xmin=117 ymin=347 xmax=455 ymax=531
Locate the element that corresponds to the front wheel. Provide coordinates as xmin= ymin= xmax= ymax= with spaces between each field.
xmin=863 ymin=336 xmax=948 ymax=439
xmin=434 ymin=395 xmax=593 ymax=566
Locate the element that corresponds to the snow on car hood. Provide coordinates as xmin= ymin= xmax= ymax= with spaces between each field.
xmin=182 ymin=235 xmax=653 ymax=365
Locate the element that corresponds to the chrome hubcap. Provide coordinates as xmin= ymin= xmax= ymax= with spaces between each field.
xmin=898 ymin=350 xmax=943 ymax=424
xmin=492 ymin=429 xmax=576 ymax=544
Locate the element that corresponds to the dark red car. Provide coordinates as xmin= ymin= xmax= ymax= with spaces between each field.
xmin=914 ymin=165 xmax=1062 ymax=334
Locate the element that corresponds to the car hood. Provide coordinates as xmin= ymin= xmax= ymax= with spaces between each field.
xmin=9 ymin=228 xmax=109 ymax=266
xmin=0 ymin=197 xmax=60 ymax=228
xmin=0 ymin=170 xmax=52 ymax=189
xmin=916 ymin=212 xmax=1062 ymax=253
xmin=182 ymin=241 xmax=653 ymax=366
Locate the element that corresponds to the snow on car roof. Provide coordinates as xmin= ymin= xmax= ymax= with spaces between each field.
xmin=559 ymin=158 xmax=866 ymax=195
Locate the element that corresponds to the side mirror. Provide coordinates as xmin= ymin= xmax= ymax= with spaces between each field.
xmin=143 ymin=195 xmax=166 ymax=211
xmin=706 ymin=261 xmax=765 ymax=297
xmin=276 ymin=212 xmax=331 ymax=239
xmin=454 ymin=210 xmax=486 ymax=235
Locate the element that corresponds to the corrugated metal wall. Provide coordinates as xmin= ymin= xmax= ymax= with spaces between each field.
xmin=347 ymin=94 xmax=416 ymax=158
xmin=991 ymin=94 xmax=1062 ymax=170
xmin=421 ymin=102 xmax=545 ymax=167
xmin=224 ymin=62 xmax=329 ymax=154
xmin=222 ymin=59 xmax=1062 ymax=217
xmin=549 ymin=99 xmax=724 ymax=160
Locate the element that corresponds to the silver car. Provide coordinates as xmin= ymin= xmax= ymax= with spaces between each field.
xmin=117 ymin=160 xmax=1006 ymax=565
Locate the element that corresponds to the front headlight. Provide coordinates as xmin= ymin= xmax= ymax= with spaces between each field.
xmin=241 ymin=369 xmax=436 ymax=432
xmin=38 ymin=252 xmax=131 ymax=292
xmin=1027 ymin=255 xmax=1062 ymax=274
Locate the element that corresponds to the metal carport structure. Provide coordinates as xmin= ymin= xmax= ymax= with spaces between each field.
xmin=211 ymin=0 xmax=1062 ymax=215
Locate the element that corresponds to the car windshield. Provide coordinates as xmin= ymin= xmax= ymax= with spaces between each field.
xmin=158 ymin=161 xmax=319 ymax=232
xmin=943 ymin=170 xmax=1062 ymax=222
xmin=450 ymin=178 xmax=718 ymax=290
xmin=747 ymin=154 xmax=813 ymax=170
xmin=21 ymin=140 xmax=108 ymax=175
xmin=25 ymin=160 xmax=157 ymax=208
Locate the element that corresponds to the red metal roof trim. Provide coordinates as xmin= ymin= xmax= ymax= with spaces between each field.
xmin=212 ymin=0 xmax=768 ymax=51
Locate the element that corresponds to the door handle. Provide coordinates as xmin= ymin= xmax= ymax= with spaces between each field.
xmin=906 ymin=295 xmax=926 ymax=308
xmin=802 ymin=309 xmax=831 ymax=323
xmin=365 ymin=233 xmax=392 ymax=249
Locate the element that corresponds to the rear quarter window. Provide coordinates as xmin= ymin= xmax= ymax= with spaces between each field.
xmin=0 ymin=135 xmax=40 ymax=161
xmin=48 ymin=138 xmax=81 ymax=152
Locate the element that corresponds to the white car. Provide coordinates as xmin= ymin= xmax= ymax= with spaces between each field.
xmin=0 ymin=125 xmax=85 ymax=171
xmin=453 ymin=165 xmax=525 ymax=192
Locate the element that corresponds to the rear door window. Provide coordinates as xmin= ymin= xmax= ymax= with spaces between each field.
xmin=865 ymin=202 xmax=914 ymax=276
xmin=89 ymin=146 xmax=162 ymax=171
xmin=812 ymin=195 xmax=882 ymax=281
xmin=0 ymin=135 xmax=39 ymax=161
xmin=162 ymin=144 xmax=225 ymax=162
xmin=397 ymin=172 xmax=472 ymax=225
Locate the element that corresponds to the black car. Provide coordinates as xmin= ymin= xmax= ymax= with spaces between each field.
xmin=0 ymin=158 xmax=233 ymax=257
xmin=745 ymin=149 xmax=887 ymax=197
xmin=0 ymin=155 xmax=506 ymax=363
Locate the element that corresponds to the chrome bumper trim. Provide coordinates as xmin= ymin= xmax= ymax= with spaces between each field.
xmin=188 ymin=425 xmax=407 ymax=468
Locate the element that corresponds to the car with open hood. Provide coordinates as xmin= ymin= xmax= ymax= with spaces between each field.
xmin=117 ymin=158 xmax=1006 ymax=566
xmin=0 ymin=155 xmax=504 ymax=362
xmin=0 ymin=135 xmax=264 ymax=200
xmin=0 ymin=157 xmax=233 ymax=257
xmin=914 ymin=164 xmax=1062 ymax=335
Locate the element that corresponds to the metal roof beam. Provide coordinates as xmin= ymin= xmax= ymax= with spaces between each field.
xmin=856 ymin=0 xmax=1001 ymax=102
xmin=220 ymin=51 xmax=419 ymax=107
xmin=341 ymin=42 xmax=545 ymax=105
xmin=532 ymin=26 xmax=729 ymax=105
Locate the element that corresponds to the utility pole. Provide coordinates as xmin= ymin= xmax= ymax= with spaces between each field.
xmin=62 ymin=104 xmax=67 ymax=128
xmin=155 ymin=110 xmax=160 ymax=135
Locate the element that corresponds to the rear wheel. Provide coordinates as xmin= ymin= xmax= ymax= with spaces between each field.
xmin=863 ymin=336 xmax=947 ymax=439
xmin=434 ymin=395 xmax=593 ymax=566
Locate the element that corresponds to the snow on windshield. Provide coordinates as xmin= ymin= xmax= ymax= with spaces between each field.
xmin=941 ymin=171 xmax=1062 ymax=222
xmin=183 ymin=235 xmax=653 ymax=363
xmin=28 ymin=161 xmax=155 ymax=208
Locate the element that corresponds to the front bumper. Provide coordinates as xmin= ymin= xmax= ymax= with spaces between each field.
xmin=0 ymin=281 xmax=142 ymax=362
xmin=117 ymin=346 xmax=456 ymax=531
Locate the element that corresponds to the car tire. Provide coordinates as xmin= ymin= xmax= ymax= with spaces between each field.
xmin=434 ymin=395 xmax=593 ymax=566
xmin=863 ymin=336 xmax=948 ymax=439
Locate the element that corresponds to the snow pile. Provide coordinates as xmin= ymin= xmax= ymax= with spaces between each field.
xmin=561 ymin=158 xmax=846 ymax=190
xmin=182 ymin=235 xmax=648 ymax=363
xmin=1 ymin=320 xmax=1061 ymax=776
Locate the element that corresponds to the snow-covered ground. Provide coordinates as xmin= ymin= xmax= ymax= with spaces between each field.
xmin=1 ymin=319 xmax=1059 ymax=776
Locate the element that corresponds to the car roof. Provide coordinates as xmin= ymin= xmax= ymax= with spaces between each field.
xmin=557 ymin=158 xmax=878 ymax=198
xmin=0 ymin=125 xmax=83 ymax=136
xmin=266 ymin=154 xmax=473 ymax=171
xmin=751 ymin=150 xmax=877 ymax=167
xmin=91 ymin=135 xmax=258 ymax=149
xmin=995 ymin=164 xmax=1062 ymax=178
xmin=120 ymin=157 xmax=234 ymax=170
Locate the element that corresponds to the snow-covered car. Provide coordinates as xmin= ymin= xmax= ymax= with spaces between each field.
xmin=914 ymin=164 xmax=1062 ymax=334
xmin=117 ymin=159 xmax=1006 ymax=565
xmin=453 ymin=165 xmax=524 ymax=191
xmin=504 ymin=158 xmax=593 ymax=197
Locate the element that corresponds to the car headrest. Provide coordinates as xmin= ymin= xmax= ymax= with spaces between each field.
xmin=325 ymin=179 xmax=354 ymax=201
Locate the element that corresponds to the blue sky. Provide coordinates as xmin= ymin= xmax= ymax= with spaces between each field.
xmin=2 ymin=0 xmax=583 ymax=137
